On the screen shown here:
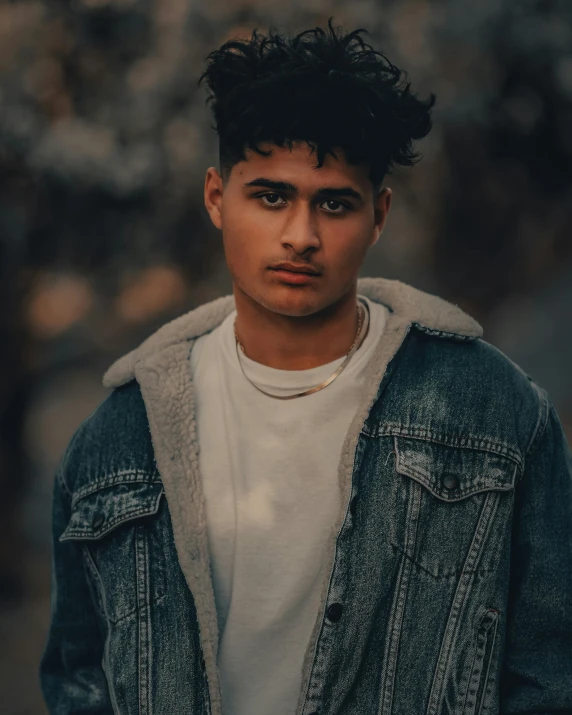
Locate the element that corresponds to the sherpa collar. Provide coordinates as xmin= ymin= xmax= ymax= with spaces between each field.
xmin=102 ymin=276 xmax=482 ymax=389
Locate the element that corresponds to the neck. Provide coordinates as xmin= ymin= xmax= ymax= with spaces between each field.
xmin=233 ymin=284 xmax=368 ymax=370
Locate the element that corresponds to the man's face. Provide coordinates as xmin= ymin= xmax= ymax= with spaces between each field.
xmin=204 ymin=141 xmax=391 ymax=318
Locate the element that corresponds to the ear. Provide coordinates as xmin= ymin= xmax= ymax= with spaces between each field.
xmin=370 ymin=187 xmax=392 ymax=247
xmin=204 ymin=167 xmax=224 ymax=230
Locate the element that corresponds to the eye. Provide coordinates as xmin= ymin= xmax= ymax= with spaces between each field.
xmin=259 ymin=193 xmax=287 ymax=208
xmin=256 ymin=193 xmax=350 ymax=214
xmin=321 ymin=199 xmax=348 ymax=214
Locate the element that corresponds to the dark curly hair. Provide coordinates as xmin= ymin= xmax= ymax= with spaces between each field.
xmin=198 ymin=18 xmax=436 ymax=189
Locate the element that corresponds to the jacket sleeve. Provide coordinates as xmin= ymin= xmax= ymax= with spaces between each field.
xmin=39 ymin=450 xmax=114 ymax=714
xmin=500 ymin=386 xmax=572 ymax=713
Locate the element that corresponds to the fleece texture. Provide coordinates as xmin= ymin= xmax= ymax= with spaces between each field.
xmin=102 ymin=276 xmax=482 ymax=715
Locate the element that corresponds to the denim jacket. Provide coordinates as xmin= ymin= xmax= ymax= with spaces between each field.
xmin=39 ymin=277 xmax=572 ymax=714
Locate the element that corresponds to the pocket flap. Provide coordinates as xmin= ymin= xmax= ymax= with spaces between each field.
xmin=60 ymin=481 xmax=164 ymax=542
xmin=394 ymin=436 xmax=518 ymax=501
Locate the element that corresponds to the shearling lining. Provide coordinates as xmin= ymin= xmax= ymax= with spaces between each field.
xmin=102 ymin=277 xmax=482 ymax=389
xmin=100 ymin=276 xmax=482 ymax=715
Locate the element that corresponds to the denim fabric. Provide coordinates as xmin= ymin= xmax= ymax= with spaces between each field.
xmin=39 ymin=281 xmax=572 ymax=715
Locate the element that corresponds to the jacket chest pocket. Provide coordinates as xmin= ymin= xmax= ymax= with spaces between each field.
xmin=60 ymin=478 xmax=167 ymax=624
xmin=390 ymin=436 xmax=518 ymax=580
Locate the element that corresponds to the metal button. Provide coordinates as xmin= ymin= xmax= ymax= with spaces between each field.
xmin=326 ymin=603 xmax=343 ymax=622
xmin=443 ymin=474 xmax=459 ymax=490
xmin=93 ymin=514 xmax=105 ymax=530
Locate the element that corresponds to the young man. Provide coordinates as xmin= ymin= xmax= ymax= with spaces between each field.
xmin=39 ymin=20 xmax=572 ymax=715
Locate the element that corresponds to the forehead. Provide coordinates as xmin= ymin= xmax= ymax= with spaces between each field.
xmin=230 ymin=141 xmax=370 ymax=188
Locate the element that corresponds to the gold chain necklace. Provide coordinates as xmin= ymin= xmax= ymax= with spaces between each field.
xmin=234 ymin=299 xmax=370 ymax=400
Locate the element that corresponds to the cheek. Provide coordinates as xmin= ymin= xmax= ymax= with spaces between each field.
xmin=326 ymin=225 xmax=371 ymax=269
xmin=222 ymin=203 xmax=279 ymax=262
xmin=222 ymin=223 xmax=260 ymax=275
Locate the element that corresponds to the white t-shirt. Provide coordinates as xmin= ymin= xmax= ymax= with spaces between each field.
xmin=189 ymin=294 xmax=388 ymax=715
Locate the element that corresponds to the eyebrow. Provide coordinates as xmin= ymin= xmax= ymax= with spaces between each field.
xmin=243 ymin=178 xmax=364 ymax=203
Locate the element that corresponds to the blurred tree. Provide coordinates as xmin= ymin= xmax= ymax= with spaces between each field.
xmin=1 ymin=0 xmax=571 ymax=605
xmin=433 ymin=0 xmax=572 ymax=315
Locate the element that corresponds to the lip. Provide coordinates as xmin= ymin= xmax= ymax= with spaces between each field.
xmin=270 ymin=262 xmax=320 ymax=275
xmin=270 ymin=269 xmax=320 ymax=285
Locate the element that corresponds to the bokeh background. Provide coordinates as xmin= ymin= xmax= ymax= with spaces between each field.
xmin=1 ymin=0 xmax=571 ymax=711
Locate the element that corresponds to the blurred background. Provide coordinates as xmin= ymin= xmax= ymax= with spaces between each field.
xmin=1 ymin=0 xmax=571 ymax=711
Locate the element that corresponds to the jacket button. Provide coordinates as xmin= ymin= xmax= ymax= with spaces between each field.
xmin=443 ymin=474 xmax=459 ymax=490
xmin=350 ymin=495 xmax=358 ymax=517
xmin=93 ymin=514 xmax=105 ymax=529
xmin=326 ymin=603 xmax=343 ymax=622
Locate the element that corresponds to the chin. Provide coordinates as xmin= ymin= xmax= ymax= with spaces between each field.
xmin=260 ymin=291 xmax=324 ymax=318
xmin=235 ymin=275 xmax=325 ymax=317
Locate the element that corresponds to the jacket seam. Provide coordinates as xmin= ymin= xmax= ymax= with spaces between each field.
xmin=524 ymin=385 xmax=550 ymax=461
xmin=364 ymin=426 xmax=521 ymax=467
xmin=71 ymin=471 xmax=161 ymax=505
xmin=62 ymin=495 xmax=164 ymax=540
xmin=57 ymin=465 xmax=73 ymax=500
xmin=413 ymin=323 xmax=480 ymax=341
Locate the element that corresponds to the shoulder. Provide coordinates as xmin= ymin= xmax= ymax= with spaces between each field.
xmin=59 ymin=380 xmax=158 ymax=496
xmin=388 ymin=326 xmax=546 ymax=460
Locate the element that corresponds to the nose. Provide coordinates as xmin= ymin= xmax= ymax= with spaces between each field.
xmin=280 ymin=202 xmax=320 ymax=254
